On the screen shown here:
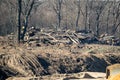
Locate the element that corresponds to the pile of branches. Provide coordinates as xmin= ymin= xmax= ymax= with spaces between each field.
xmin=24 ymin=27 xmax=99 ymax=47
xmin=1 ymin=27 xmax=120 ymax=46
xmin=99 ymin=34 xmax=120 ymax=46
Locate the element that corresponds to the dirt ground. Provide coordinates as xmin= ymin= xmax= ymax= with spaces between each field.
xmin=0 ymin=41 xmax=120 ymax=80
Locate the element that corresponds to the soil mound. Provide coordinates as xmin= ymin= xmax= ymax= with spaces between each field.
xmin=0 ymin=44 xmax=120 ymax=80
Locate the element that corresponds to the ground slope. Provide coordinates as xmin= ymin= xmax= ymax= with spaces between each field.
xmin=0 ymin=43 xmax=120 ymax=80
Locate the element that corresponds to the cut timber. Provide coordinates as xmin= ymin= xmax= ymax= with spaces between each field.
xmin=106 ymin=64 xmax=120 ymax=79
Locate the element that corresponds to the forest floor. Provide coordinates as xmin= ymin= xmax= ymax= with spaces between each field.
xmin=0 ymin=39 xmax=120 ymax=80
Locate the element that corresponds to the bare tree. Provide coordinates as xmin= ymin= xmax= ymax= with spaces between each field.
xmin=87 ymin=0 xmax=93 ymax=30
xmin=21 ymin=0 xmax=35 ymax=41
xmin=84 ymin=0 xmax=89 ymax=31
xmin=93 ymin=1 xmax=107 ymax=36
xmin=18 ymin=0 xmax=22 ymax=43
xmin=52 ymin=0 xmax=63 ymax=31
xmin=106 ymin=1 xmax=112 ymax=34
xmin=111 ymin=1 xmax=120 ymax=35
xmin=17 ymin=0 xmax=43 ymax=42
xmin=75 ymin=0 xmax=80 ymax=31
xmin=64 ymin=0 xmax=68 ymax=30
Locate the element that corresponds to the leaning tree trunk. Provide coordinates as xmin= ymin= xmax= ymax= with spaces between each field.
xmin=21 ymin=0 xmax=34 ymax=41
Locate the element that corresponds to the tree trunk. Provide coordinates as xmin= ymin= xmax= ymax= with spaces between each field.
xmin=76 ymin=0 xmax=80 ymax=31
xmin=96 ymin=14 xmax=100 ymax=36
xmin=112 ymin=2 xmax=120 ymax=35
xmin=18 ymin=0 xmax=22 ymax=43
xmin=58 ymin=11 xmax=61 ymax=30
xmin=106 ymin=8 xmax=110 ymax=34
xmin=85 ymin=0 xmax=88 ymax=30
xmin=57 ymin=0 xmax=62 ymax=31
xmin=21 ymin=0 xmax=34 ymax=41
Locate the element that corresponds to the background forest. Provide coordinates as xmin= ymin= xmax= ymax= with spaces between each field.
xmin=0 ymin=0 xmax=120 ymax=38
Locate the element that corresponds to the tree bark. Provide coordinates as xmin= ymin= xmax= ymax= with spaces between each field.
xmin=106 ymin=7 xmax=110 ymax=34
xmin=21 ymin=0 xmax=35 ymax=41
xmin=75 ymin=0 xmax=80 ymax=31
xmin=84 ymin=0 xmax=88 ymax=31
xmin=112 ymin=2 xmax=120 ymax=35
xmin=96 ymin=14 xmax=100 ymax=36
xmin=18 ymin=0 xmax=22 ymax=43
